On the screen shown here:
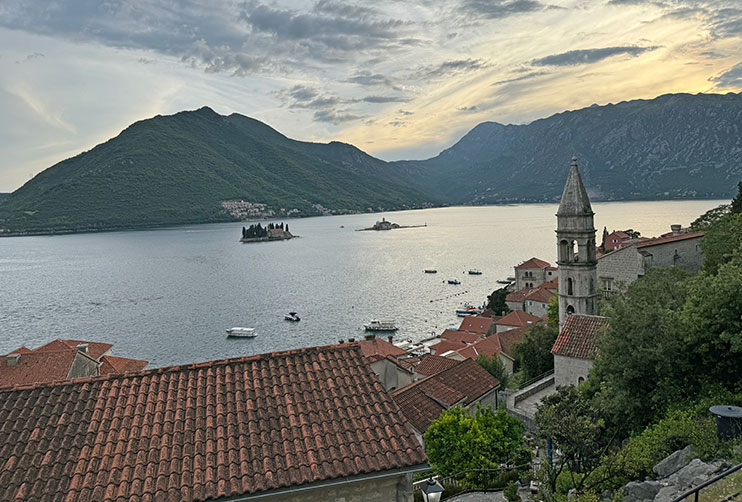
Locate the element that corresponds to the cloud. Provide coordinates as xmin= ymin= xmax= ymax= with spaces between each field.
xmin=411 ymin=58 xmax=488 ymax=80
xmin=313 ymin=109 xmax=364 ymax=124
xmin=460 ymin=0 xmax=547 ymax=19
xmin=531 ymin=45 xmax=660 ymax=66
xmin=708 ymin=62 xmax=742 ymax=89
xmin=346 ymin=71 xmax=399 ymax=90
xmin=16 ymin=52 xmax=44 ymax=64
xmin=456 ymin=105 xmax=478 ymax=112
xmin=361 ymin=95 xmax=408 ymax=103
xmin=398 ymin=109 xmax=414 ymax=116
xmin=492 ymin=70 xmax=549 ymax=85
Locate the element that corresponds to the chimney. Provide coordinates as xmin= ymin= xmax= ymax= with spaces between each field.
xmin=76 ymin=343 xmax=89 ymax=354
xmin=348 ymin=338 xmax=355 ymax=343
xmin=7 ymin=353 xmax=20 ymax=366
xmin=364 ymin=334 xmax=375 ymax=341
xmin=388 ymin=335 xmax=394 ymax=344
xmin=338 ymin=339 xmax=344 ymax=344
xmin=671 ymin=224 xmax=681 ymax=235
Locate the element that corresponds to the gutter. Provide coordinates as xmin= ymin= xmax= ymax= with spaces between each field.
xmin=220 ymin=463 xmax=430 ymax=501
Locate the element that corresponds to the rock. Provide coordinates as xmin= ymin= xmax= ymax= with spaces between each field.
xmin=675 ymin=458 xmax=716 ymax=490
xmin=653 ymin=485 xmax=680 ymax=502
xmin=623 ymin=480 xmax=662 ymax=502
xmin=653 ymin=446 xmax=694 ymax=479
xmin=568 ymin=488 xmax=577 ymax=501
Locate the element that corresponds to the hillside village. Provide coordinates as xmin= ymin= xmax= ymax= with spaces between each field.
xmin=1 ymin=158 xmax=740 ymax=502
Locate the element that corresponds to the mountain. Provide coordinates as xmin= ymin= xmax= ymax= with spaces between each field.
xmin=0 ymin=107 xmax=436 ymax=235
xmin=392 ymin=92 xmax=742 ymax=204
xmin=0 ymin=193 xmax=7 ymax=204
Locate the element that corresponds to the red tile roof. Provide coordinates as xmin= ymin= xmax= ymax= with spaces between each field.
xmin=496 ymin=310 xmax=541 ymax=328
xmin=515 ymin=257 xmax=551 ymax=269
xmin=356 ymin=338 xmax=407 ymax=358
xmin=525 ymin=287 xmax=555 ymax=304
xmin=457 ymin=316 xmax=495 ymax=335
xmin=541 ymin=278 xmax=559 ymax=291
xmin=0 ymin=350 xmax=80 ymax=388
xmin=456 ymin=334 xmax=502 ymax=360
xmin=479 ymin=309 xmax=502 ymax=319
xmin=392 ymin=359 xmax=499 ymax=433
xmin=98 ymin=355 xmax=149 ymax=376
xmin=497 ymin=326 xmax=529 ymax=358
xmin=551 ymin=314 xmax=609 ymax=359
xmin=0 ymin=345 xmax=427 ymax=501
xmin=440 ymin=329 xmax=481 ymax=344
xmin=414 ymin=354 xmax=460 ymax=377
xmin=506 ymin=289 xmax=532 ymax=303
xmin=635 ymin=231 xmax=704 ymax=248
xmin=34 ymin=339 xmax=113 ymax=360
xmin=429 ymin=340 xmax=467 ymax=355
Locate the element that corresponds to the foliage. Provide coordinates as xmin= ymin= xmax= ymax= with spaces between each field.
xmin=691 ymin=203 xmax=730 ymax=230
xmin=504 ymin=482 xmax=521 ymax=502
xmin=476 ymin=353 xmax=510 ymax=388
xmin=700 ymin=212 xmax=742 ymax=274
xmin=732 ymin=181 xmax=742 ymax=214
xmin=487 ymin=287 xmax=511 ymax=315
xmin=424 ymin=405 xmax=526 ymax=479
xmin=513 ymin=322 xmax=558 ymax=381
xmin=537 ymin=386 xmax=617 ymax=493
xmin=546 ymin=295 xmax=559 ymax=329
xmin=242 ymin=223 xmax=268 ymax=238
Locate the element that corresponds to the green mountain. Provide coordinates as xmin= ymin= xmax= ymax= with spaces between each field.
xmin=392 ymin=92 xmax=742 ymax=203
xmin=0 ymin=107 xmax=436 ymax=235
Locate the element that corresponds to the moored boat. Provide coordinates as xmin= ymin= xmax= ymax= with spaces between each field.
xmin=226 ymin=327 xmax=256 ymax=338
xmin=468 ymin=269 xmax=482 ymax=275
xmin=424 ymin=269 xmax=437 ymax=274
xmin=447 ymin=279 xmax=461 ymax=285
xmin=364 ymin=320 xmax=399 ymax=332
xmin=456 ymin=303 xmax=483 ymax=317
xmin=284 ymin=312 xmax=300 ymax=322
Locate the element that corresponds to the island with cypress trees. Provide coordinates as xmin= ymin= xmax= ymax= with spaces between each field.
xmin=240 ymin=222 xmax=294 ymax=243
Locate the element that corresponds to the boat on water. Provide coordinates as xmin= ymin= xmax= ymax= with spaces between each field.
xmin=226 ymin=327 xmax=256 ymax=338
xmin=456 ymin=303 xmax=483 ymax=317
xmin=424 ymin=269 xmax=437 ymax=274
xmin=447 ymin=279 xmax=461 ymax=285
xmin=284 ymin=312 xmax=300 ymax=322
xmin=468 ymin=269 xmax=482 ymax=275
xmin=364 ymin=320 xmax=399 ymax=332
xmin=496 ymin=279 xmax=512 ymax=284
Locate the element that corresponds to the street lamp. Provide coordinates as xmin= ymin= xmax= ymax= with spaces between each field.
xmin=420 ymin=478 xmax=444 ymax=502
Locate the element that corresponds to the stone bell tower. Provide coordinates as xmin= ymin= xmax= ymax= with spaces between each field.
xmin=557 ymin=156 xmax=598 ymax=326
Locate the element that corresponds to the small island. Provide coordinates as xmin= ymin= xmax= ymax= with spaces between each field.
xmin=359 ymin=217 xmax=427 ymax=231
xmin=240 ymin=222 xmax=295 ymax=243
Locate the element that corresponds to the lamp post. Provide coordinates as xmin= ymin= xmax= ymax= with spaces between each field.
xmin=420 ymin=478 xmax=444 ymax=502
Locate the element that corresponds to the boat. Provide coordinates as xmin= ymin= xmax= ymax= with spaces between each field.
xmin=468 ymin=269 xmax=482 ymax=275
xmin=447 ymin=279 xmax=461 ymax=285
xmin=456 ymin=303 xmax=483 ymax=317
xmin=424 ymin=269 xmax=437 ymax=274
xmin=496 ymin=279 xmax=512 ymax=284
xmin=226 ymin=327 xmax=256 ymax=338
xmin=284 ymin=312 xmax=300 ymax=322
xmin=364 ymin=320 xmax=399 ymax=332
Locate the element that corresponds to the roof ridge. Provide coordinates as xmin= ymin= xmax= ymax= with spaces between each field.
xmin=0 ymin=343 xmax=364 ymax=393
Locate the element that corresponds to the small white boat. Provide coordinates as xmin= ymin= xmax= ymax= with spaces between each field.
xmin=456 ymin=303 xmax=484 ymax=317
xmin=226 ymin=327 xmax=256 ymax=338
xmin=284 ymin=312 xmax=300 ymax=322
xmin=364 ymin=320 xmax=399 ymax=332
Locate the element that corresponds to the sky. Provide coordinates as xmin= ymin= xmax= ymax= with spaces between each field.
xmin=0 ymin=0 xmax=741 ymax=192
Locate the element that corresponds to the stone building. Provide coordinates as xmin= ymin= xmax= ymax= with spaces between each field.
xmin=515 ymin=257 xmax=557 ymax=290
xmin=551 ymin=314 xmax=608 ymax=387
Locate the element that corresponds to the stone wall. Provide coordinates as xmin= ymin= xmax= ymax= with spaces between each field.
xmin=526 ymin=299 xmax=549 ymax=317
xmin=643 ymin=237 xmax=704 ymax=271
xmin=370 ymin=359 xmax=413 ymax=392
xmin=553 ymin=354 xmax=593 ymax=387
xmin=256 ymin=473 xmax=415 ymax=502
xmin=67 ymin=352 xmax=100 ymax=379
xmin=597 ymin=245 xmax=645 ymax=291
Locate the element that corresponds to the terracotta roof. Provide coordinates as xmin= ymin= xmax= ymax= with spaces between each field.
xmin=0 ymin=350 xmax=80 ymax=388
xmin=34 ymin=339 xmax=113 ymax=360
xmin=515 ymin=257 xmax=551 ymax=270
xmin=546 ymin=266 xmax=558 ymax=271
xmin=497 ymin=326 xmax=529 ymax=358
xmin=506 ymin=289 xmax=532 ymax=303
xmin=479 ymin=309 xmax=502 ymax=319
xmin=551 ymin=314 xmax=609 ymax=359
xmin=440 ymin=329 xmax=481 ymax=344
xmin=0 ymin=345 xmax=427 ymax=502
xmin=541 ymin=278 xmax=559 ymax=291
xmin=496 ymin=310 xmax=541 ymax=328
xmin=414 ymin=354 xmax=460 ymax=377
xmin=457 ymin=316 xmax=495 ymax=335
xmin=9 ymin=346 xmax=32 ymax=354
xmin=525 ymin=287 xmax=555 ymax=304
xmin=456 ymin=334 xmax=502 ymax=360
xmin=429 ymin=340 xmax=467 ymax=355
xmin=98 ymin=355 xmax=149 ymax=376
xmin=635 ymin=231 xmax=704 ymax=248
xmin=356 ymin=338 xmax=407 ymax=358
xmin=392 ymin=359 xmax=499 ymax=432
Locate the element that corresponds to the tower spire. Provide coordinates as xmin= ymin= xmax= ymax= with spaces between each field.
xmin=557 ymin=156 xmax=592 ymax=217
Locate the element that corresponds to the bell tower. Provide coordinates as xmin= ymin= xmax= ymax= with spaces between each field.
xmin=557 ymin=156 xmax=598 ymax=326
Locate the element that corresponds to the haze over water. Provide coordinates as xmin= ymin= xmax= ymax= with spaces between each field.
xmin=0 ymin=201 xmax=723 ymax=367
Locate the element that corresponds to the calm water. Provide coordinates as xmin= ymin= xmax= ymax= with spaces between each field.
xmin=0 ymin=201 xmax=722 ymax=367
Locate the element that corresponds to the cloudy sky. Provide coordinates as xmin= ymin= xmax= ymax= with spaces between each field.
xmin=1 ymin=0 xmax=741 ymax=192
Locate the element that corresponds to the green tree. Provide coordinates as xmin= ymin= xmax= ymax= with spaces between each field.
xmin=731 ymin=181 xmax=742 ymax=214
xmin=593 ymin=267 xmax=691 ymax=433
xmin=546 ymin=294 xmax=559 ymax=328
xmin=701 ymin=212 xmax=742 ymax=274
xmin=512 ymin=322 xmax=558 ymax=381
xmin=424 ymin=406 xmax=526 ymax=478
xmin=487 ymin=287 xmax=511 ymax=314
xmin=691 ymin=203 xmax=730 ymax=230
xmin=504 ymin=482 xmax=521 ymax=502
xmin=476 ymin=353 xmax=510 ymax=388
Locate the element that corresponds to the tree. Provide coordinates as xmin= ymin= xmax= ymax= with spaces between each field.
xmin=700 ymin=212 xmax=742 ymax=274
xmin=476 ymin=353 xmax=510 ymax=388
xmin=504 ymin=482 xmax=521 ymax=502
xmin=690 ymin=204 xmax=730 ymax=230
xmin=536 ymin=386 xmax=617 ymax=494
xmin=487 ymin=287 xmax=511 ymax=314
xmin=424 ymin=406 xmax=526 ymax=478
xmin=732 ymin=181 xmax=742 ymax=214
xmin=512 ymin=322 xmax=558 ymax=381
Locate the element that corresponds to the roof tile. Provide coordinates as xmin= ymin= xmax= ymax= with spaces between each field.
xmin=551 ymin=314 xmax=609 ymax=359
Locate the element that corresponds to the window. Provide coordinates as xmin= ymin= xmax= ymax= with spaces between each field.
xmin=578 ymin=377 xmax=585 ymax=385
xmin=567 ymin=277 xmax=573 ymax=295
xmin=566 ymin=305 xmax=575 ymax=315
xmin=602 ymin=278 xmax=613 ymax=291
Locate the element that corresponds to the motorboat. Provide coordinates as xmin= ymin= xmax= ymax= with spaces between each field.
xmin=468 ymin=269 xmax=482 ymax=275
xmin=424 ymin=269 xmax=437 ymax=274
xmin=226 ymin=327 xmax=256 ymax=338
xmin=364 ymin=320 xmax=399 ymax=332
xmin=456 ymin=303 xmax=483 ymax=317
xmin=284 ymin=312 xmax=300 ymax=322
xmin=447 ymin=279 xmax=461 ymax=285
